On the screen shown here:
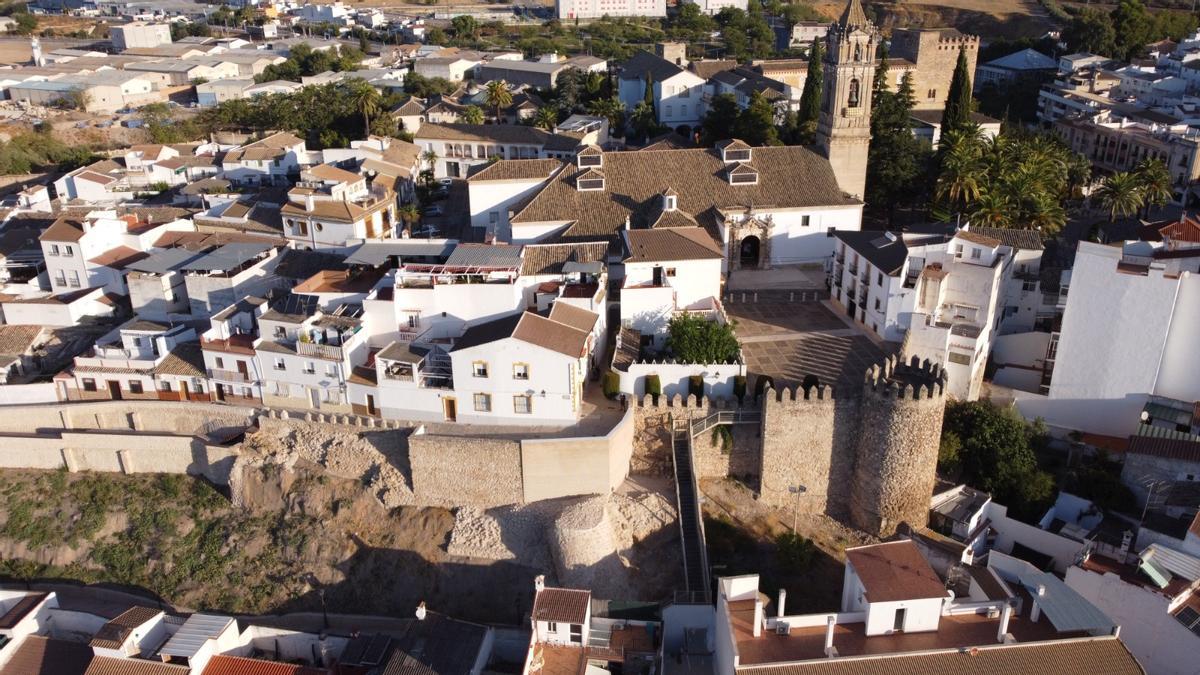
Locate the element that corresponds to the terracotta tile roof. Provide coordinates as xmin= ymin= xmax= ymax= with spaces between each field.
xmin=735 ymin=636 xmax=1144 ymax=675
xmin=965 ymin=226 xmax=1044 ymax=250
xmin=689 ymin=59 xmax=738 ymax=79
xmin=624 ymin=227 xmax=723 ymax=262
xmin=468 ymin=158 xmax=564 ymax=182
xmin=520 ymin=241 xmax=608 ymax=275
xmin=1158 ymin=215 xmax=1200 ymax=243
xmin=281 ymin=195 xmax=389 ymax=223
xmin=0 ymin=635 xmax=92 ymax=675
xmin=1126 ymin=435 xmax=1200 ymax=463
xmin=844 ymin=540 xmax=948 ymax=603
xmin=532 ymin=587 xmax=590 ymax=624
xmin=305 ymin=163 xmax=361 ymax=184
xmin=200 ymin=655 xmax=329 ymax=675
xmin=511 ymin=146 xmax=854 ymax=242
xmin=415 ymin=123 xmax=552 ymax=145
xmin=547 ymin=302 xmax=598 ymax=333
xmin=954 ymin=229 xmax=1002 ymax=247
xmin=83 ymin=656 xmax=191 ymax=675
xmin=0 ymin=592 xmax=48 ymax=629
xmin=153 ymin=343 xmax=206 ymax=378
xmin=513 ymin=312 xmax=590 ymax=358
xmin=89 ymin=245 xmax=149 ymax=269
xmin=40 ymin=217 xmax=86 ymax=243
xmin=90 ymin=606 xmax=163 ymax=649
xmin=0 ymin=325 xmax=44 ymax=361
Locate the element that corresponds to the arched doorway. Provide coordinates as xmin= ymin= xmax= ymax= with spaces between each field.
xmin=740 ymin=236 xmax=761 ymax=268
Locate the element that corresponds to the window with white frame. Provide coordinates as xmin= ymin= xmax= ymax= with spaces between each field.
xmin=48 ymin=244 xmax=59 ymax=256
xmin=63 ymin=246 xmax=73 ymax=257
xmin=274 ymin=358 xmax=286 ymax=371
xmin=513 ymin=394 xmax=532 ymax=414
xmin=304 ymin=361 xmax=315 ymax=374
xmin=971 ymin=248 xmax=982 ymax=260
xmin=472 ymin=361 xmax=488 ymax=377
xmin=474 ymin=393 xmax=491 ymax=412
xmin=53 ymin=271 xmax=65 ymax=287
xmin=513 ymin=363 xmax=529 ymax=380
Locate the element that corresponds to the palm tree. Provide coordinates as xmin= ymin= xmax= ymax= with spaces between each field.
xmin=461 ymin=105 xmax=484 ymax=125
xmin=533 ymin=106 xmax=558 ymax=131
xmin=969 ymin=190 xmax=1012 ymax=228
xmin=484 ymin=80 xmax=513 ymax=122
xmin=1026 ymin=191 xmax=1067 ymax=236
xmin=1095 ymin=171 xmax=1145 ymax=223
xmin=398 ymin=204 xmax=421 ymax=234
xmin=586 ymin=97 xmax=625 ymax=135
xmin=346 ymin=79 xmax=382 ymax=139
xmin=1134 ymin=158 xmax=1173 ymax=217
xmin=935 ymin=129 xmax=986 ymax=210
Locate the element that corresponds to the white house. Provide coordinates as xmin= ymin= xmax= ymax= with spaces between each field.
xmin=555 ymin=0 xmax=665 ymax=19
xmin=621 ymin=224 xmax=723 ymax=346
xmin=88 ymin=606 xmax=167 ymax=659
xmin=201 ymin=297 xmax=267 ymax=406
xmin=280 ymin=164 xmax=398 ymax=249
xmin=255 ymin=302 xmax=370 ymax=414
xmin=221 ymin=131 xmax=308 ymax=187
xmin=618 ymin=50 xmax=707 ymax=129
xmin=447 ymin=306 xmax=595 ymax=425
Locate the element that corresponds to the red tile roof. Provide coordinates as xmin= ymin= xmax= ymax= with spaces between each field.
xmin=532 ymin=588 xmax=590 ymax=625
xmin=1126 ymin=435 xmax=1200 ymax=463
xmin=0 ymin=593 xmax=48 ymax=629
xmin=200 ymin=655 xmax=329 ymax=675
xmin=1159 ymin=215 xmax=1200 ymax=243
xmin=844 ymin=540 xmax=948 ymax=603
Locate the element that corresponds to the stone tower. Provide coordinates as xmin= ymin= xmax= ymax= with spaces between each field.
xmin=850 ymin=356 xmax=947 ymax=538
xmin=815 ymin=0 xmax=878 ymax=200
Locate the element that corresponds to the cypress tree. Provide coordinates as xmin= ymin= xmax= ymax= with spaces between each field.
xmin=796 ymin=37 xmax=824 ymax=144
xmin=941 ymin=47 xmax=974 ymax=134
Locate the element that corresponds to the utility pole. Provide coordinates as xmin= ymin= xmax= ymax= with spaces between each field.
xmin=788 ymin=484 xmax=806 ymax=532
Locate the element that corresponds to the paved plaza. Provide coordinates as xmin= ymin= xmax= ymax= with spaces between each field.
xmin=725 ymin=290 xmax=892 ymax=391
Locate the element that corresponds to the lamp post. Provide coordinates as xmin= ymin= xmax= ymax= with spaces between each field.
xmin=788 ymin=485 xmax=807 ymax=533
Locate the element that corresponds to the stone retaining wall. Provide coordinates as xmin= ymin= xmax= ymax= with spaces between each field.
xmin=408 ymin=433 xmax=524 ymax=508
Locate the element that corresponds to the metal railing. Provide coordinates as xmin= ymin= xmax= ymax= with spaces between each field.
xmin=690 ymin=410 xmax=761 ymax=437
xmin=207 ymin=368 xmax=252 ymax=383
xmin=296 ymin=341 xmax=343 ymax=360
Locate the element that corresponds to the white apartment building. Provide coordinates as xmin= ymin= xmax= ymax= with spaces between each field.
xmin=413 ymin=123 xmax=591 ymax=179
xmin=57 ymin=319 xmax=199 ymax=402
xmin=1037 ymin=222 xmax=1200 ymax=437
xmin=555 ymin=0 xmax=665 ymax=19
xmin=280 ymin=164 xmax=398 ymax=250
xmin=38 ymin=211 xmax=190 ymax=296
xmin=681 ymin=0 xmax=747 ymax=13
xmin=620 ymin=225 xmax=723 ymax=347
xmin=618 ymin=50 xmax=707 ymax=129
xmin=110 ymin=22 xmax=173 ymax=51
xmin=831 ymin=225 xmax=1040 ymax=400
xmin=256 ymin=303 xmax=370 ymax=413
xmin=201 ymin=298 xmax=267 ymax=406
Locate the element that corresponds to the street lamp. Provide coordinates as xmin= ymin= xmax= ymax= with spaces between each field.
xmin=788 ymin=485 xmax=806 ymax=533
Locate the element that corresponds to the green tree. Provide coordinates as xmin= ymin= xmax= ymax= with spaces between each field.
xmin=1111 ymin=0 xmax=1152 ymax=61
xmin=586 ymin=97 xmax=626 ymax=136
xmin=1133 ymin=157 xmax=1172 ymax=217
xmin=1095 ymin=171 xmax=1145 ymax=222
xmin=700 ymin=92 xmax=740 ymax=145
xmin=346 ymin=79 xmax=381 ymax=139
xmin=795 ymin=37 xmax=823 ymax=144
xmin=941 ymin=47 xmax=974 ymax=135
xmin=461 ymin=105 xmax=484 ymax=125
xmin=733 ymin=91 xmax=780 ymax=146
xmin=666 ymin=314 xmax=740 ymax=363
xmin=941 ymin=401 xmax=1055 ymax=517
xmin=533 ymin=106 xmax=558 ymax=131
xmin=485 ymin=79 xmax=513 ymax=121
xmin=12 ymin=12 xmax=36 ymax=35
xmin=451 ymin=14 xmax=478 ymax=39
xmin=1063 ymin=9 xmax=1117 ymax=57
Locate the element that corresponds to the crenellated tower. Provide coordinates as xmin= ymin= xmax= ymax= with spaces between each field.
xmin=815 ymin=0 xmax=878 ymax=200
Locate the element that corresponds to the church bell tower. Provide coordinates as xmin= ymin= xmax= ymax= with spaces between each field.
xmin=815 ymin=0 xmax=878 ymax=200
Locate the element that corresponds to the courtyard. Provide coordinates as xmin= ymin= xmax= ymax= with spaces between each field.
xmin=725 ymin=287 xmax=893 ymax=391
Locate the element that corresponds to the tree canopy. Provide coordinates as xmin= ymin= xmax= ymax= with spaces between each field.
xmin=940 ymin=47 xmax=974 ymax=135
xmin=666 ymin=314 xmax=741 ymax=364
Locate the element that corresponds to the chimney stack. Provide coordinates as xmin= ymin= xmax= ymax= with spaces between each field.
xmin=777 ymin=589 xmax=787 ymax=618
xmin=415 ymin=601 xmax=427 ymax=621
xmin=996 ymin=601 xmax=1012 ymax=643
xmin=534 ymin=575 xmax=545 ymax=593
xmin=824 ymin=616 xmax=836 ymax=657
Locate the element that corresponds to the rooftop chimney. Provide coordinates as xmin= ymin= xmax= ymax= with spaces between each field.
xmin=534 ymin=575 xmax=545 ymax=593
xmin=824 ymin=616 xmax=836 ymax=657
xmin=415 ymin=602 xmax=427 ymax=621
xmin=996 ymin=601 xmax=1012 ymax=643
xmin=777 ymin=589 xmax=787 ymax=618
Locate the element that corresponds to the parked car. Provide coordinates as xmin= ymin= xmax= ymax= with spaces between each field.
xmin=412 ymin=224 xmax=440 ymax=238
xmin=423 ymin=204 xmax=444 ymax=217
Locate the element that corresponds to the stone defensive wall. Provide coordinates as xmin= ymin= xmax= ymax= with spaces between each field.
xmin=0 ymin=400 xmax=638 ymax=510
xmin=632 ymin=355 xmax=948 ymax=537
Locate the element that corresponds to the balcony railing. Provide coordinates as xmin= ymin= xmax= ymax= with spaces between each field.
xmin=296 ymin=341 xmax=344 ymax=361
xmin=208 ymin=368 xmax=252 ymax=383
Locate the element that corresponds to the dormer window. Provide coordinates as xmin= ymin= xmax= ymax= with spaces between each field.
xmin=577 ymin=145 xmax=603 ymax=168
xmin=719 ymin=139 xmax=753 ymax=163
xmin=664 ymin=194 xmax=677 ymax=211
xmin=727 ymin=163 xmax=759 ymax=185
xmin=576 ymin=168 xmax=605 ymax=192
